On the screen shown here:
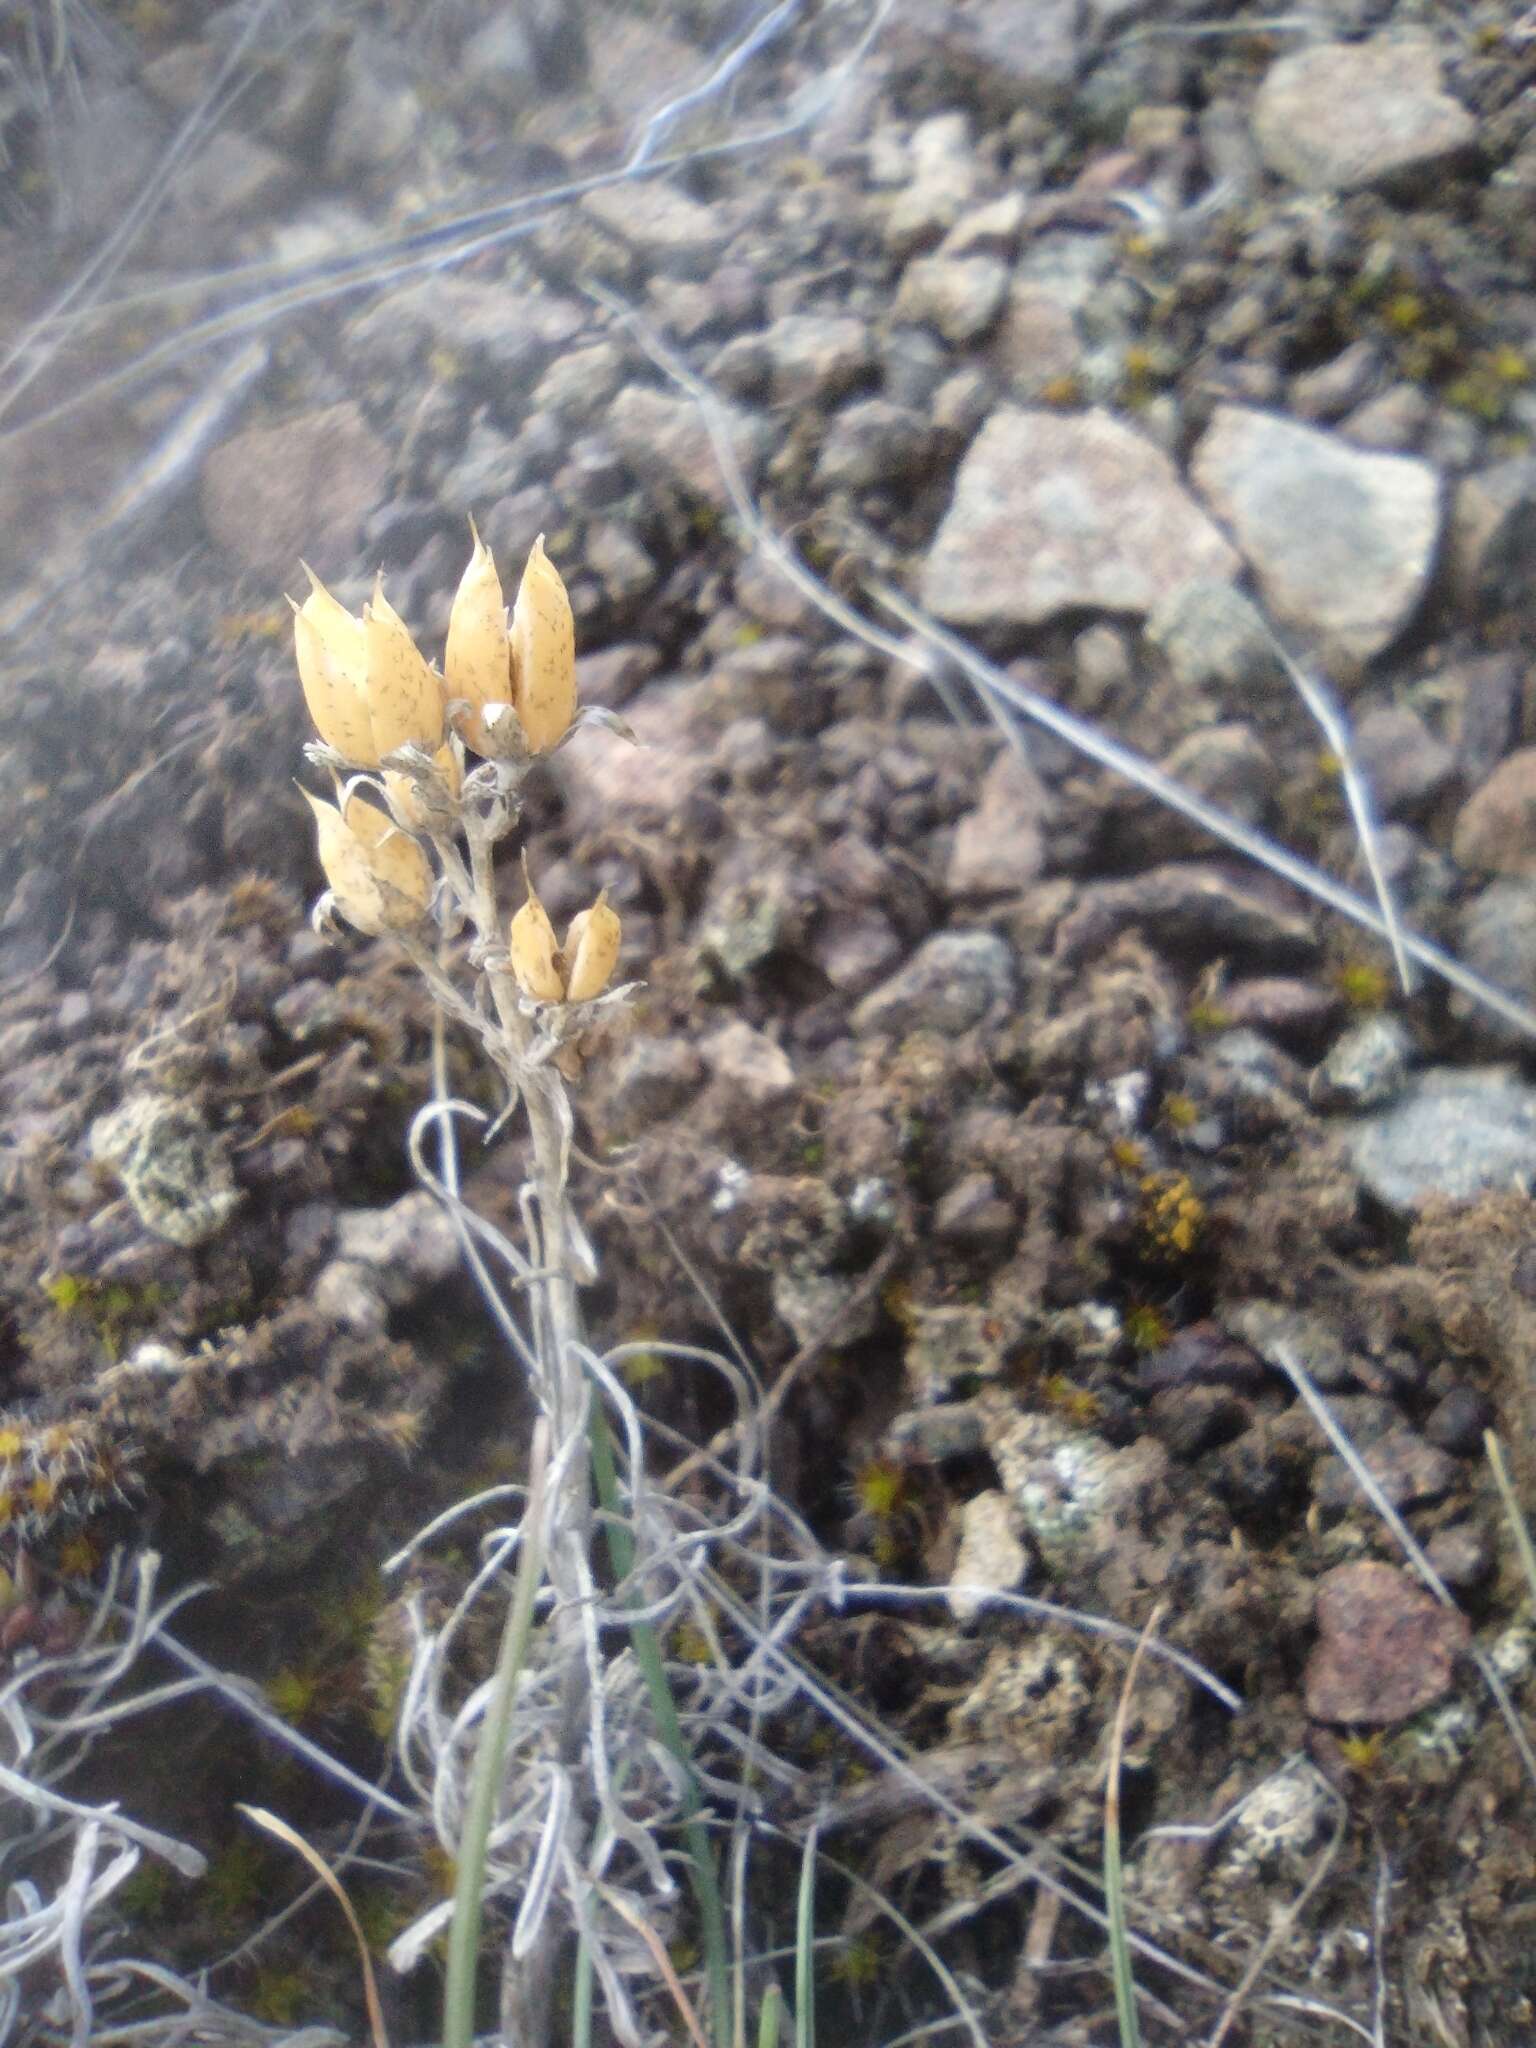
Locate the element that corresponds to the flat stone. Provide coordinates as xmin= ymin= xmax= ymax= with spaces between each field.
xmin=1252 ymin=36 xmax=1476 ymax=194
xmin=950 ymin=1490 xmax=1028 ymax=1624
xmin=701 ymin=1020 xmax=796 ymax=1107
xmin=1190 ymin=406 xmax=1440 ymax=674
xmin=201 ymin=400 xmax=388 ymax=581
xmin=609 ymin=384 xmax=767 ymax=507
xmin=1448 ymin=460 xmax=1536 ymax=613
xmin=1053 ymin=863 xmax=1317 ymax=970
xmin=895 ymin=254 xmax=1010 ymax=344
xmin=762 ymin=315 xmax=873 ymax=408
xmin=1452 ymin=880 xmax=1536 ymax=1047
xmin=814 ymin=400 xmax=938 ymax=492
xmin=923 ymin=407 xmax=1239 ymax=629
xmin=946 ymin=748 xmax=1052 ymax=898
xmin=1347 ymin=1066 xmax=1536 ymax=1211
xmin=991 ymin=284 xmax=1084 ymax=399
xmin=584 ymin=182 xmax=727 ymax=271
xmin=853 ymin=931 xmax=1015 ymax=1038
xmin=1144 ymin=579 xmax=1286 ymax=696
xmin=1305 ymin=1561 xmax=1469 ymax=1724
xmin=1313 ymin=1427 xmax=1459 ymax=1511
xmin=1353 ymin=706 xmax=1455 ymax=816
xmin=1453 ymin=749 xmax=1536 ymax=878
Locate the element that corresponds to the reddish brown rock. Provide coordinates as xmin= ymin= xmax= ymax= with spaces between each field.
xmin=1304 ymin=1560 xmax=1469 ymax=1725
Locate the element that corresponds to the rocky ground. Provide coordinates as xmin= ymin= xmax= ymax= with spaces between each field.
xmin=3 ymin=0 xmax=1536 ymax=2040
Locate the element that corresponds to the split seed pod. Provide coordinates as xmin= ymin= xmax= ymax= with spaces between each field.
xmin=302 ymin=789 xmax=387 ymax=935
xmin=385 ymin=744 xmax=462 ymax=831
xmin=562 ymin=892 xmax=622 ymax=1003
xmin=302 ymin=788 xmax=431 ymax=936
xmin=510 ymin=535 xmax=576 ymax=753
xmin=363 ymin=577 xmax=445 ymax=758
xmin=293 ymin=572 xmax=373 ymax=765
xmin=509 ymin=871 xmax=565 ymax=1002
xmin=444 ymin=521 xmax=512 ymax=756
xmin=293 ymin=567 xmax=443 ymax=767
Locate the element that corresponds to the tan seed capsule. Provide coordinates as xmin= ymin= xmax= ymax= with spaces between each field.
xmin=363 ymin=576 xmax=444 ymax=758
xmin=301 ymin=789 xmax=387 ymax=936
xmin=510 ymin=534 xmax=576 ymax=753
xmin=293 ymin=569 xmax=376 ymax=766
xmin=561 ymin=893 xmax=621 ymax=1003
xmin=342 ymin=792 xmax=432 ymax=926
xmin=444 ymin=520 xmax=512 ymax=757
xmin=509 ymin=875 xmax=565 ymax=1002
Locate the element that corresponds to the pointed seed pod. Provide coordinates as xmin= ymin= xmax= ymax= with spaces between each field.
xmin=363 ymin=576 xmax=445 ymax=757
xmin=301 ymin=789 xmax=388 ymax=936
xmin=561 ymin=892 xmax=621 ymax=1003
xmin=342 ymin=792 xmax=432 ymax=926
xmin=293 ymin=569 xmax=376 ymax=765
xmin=444 ymin=519 xmax=512 ymax=757
xmin=510 ymin=534 xmax=576 ymax=753
xmin=509 ymin=867 xmax=566 ymax=1002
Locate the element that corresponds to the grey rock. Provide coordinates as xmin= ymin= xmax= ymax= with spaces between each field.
xmin=1452 ymin=749 xmax=1536 ymax=877
xmin=1448 ymin=459 xmax=1536 ymax=612
xmin=586 ymin=520 xmax=656 ymax=609
xmin=1353 ymin=705 xmax=1455 ymax=816
xmin=608 ymin=384 xmax=767 ymax=506
xmin=1314 ymin=1427 xmax=1459 ymax=1510
xmin=946 ymin=748 xmax=1052 ymax=898
xmin=853 ymin=931 xmax=1015 ymax=1037
xmin=531 ymin=341 xmax=625 ymax=421
xmin=923 ymin=407 xmax=1238 ymax=629
xmin=1226 ymin=1299 xmax=1354 ymax=1390
xmin=335 ymin=1192 xmax=459 ymax=1303
xmin=605 ymin=1037 xmax=704 ymax=1132
xmin=326 ymin=42 xmax=423 ymax=177
xmin=814 ymin=400 xmax=938 ymax=492
xmin=1054 ymin=864 xmax=1317 ymax=969
xmin=1340 ymin=383 xmax=1431 ymax=452
xmin=1310 ymin=1015 xmax=1413 ymax=1111
xmin=575 ymin=643 xmax=660 ymax=709
xmin=583 ymin=181 xmax=727 ymax=272
xmin=1291 ymin=341 xmax=1383 ymax=423
xmin=894 ymin=254 xmax=1009 ymax=344
xmin=701 ymin=1020 xmax=796 ymax=1107
xmin=949 ymin=1490 xmax=1028 ymax=1623
xmin=883 ymin=111 xmax=979 ymax=256
xmin=991 ymin=284 xmax=1084 ymax=399
xmin=762 ymin=315 xmax=873 ymax=407
xmin=1451 ymin=879 xmax=1536 ymax=1047
xmin=201 ymin=401 xmax=388 ymax=581
xmin=1145 ymin=580 xmax=1286 ymax=696
xmin=1347 ymin=1067 xmax=1536 ymax=1210
xmin=1252 ymin=36 xmax=1476 ymax=194
xmin=1191 ymin=406 xmax=1440 ymax=674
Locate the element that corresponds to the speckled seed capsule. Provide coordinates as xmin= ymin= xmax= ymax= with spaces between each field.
xmin=562 ymin=893 xmax=621 ymax=1002
xmin=509 ymin=877 xmax=566 ymax=1002
xmin=444 ymin=521 xmax=512 ymax=757
xmin=293 ymin=568 xmax=375 ymax=766
xmin=301 ymin=789 xmax=388 ymax=935
xmin=342 ymin=792 xmax=432 ymax=926
xmin=510 ymin=535 xmax=576 ymax=753
xmin=362 ymin=576 xmax=444 ymax=758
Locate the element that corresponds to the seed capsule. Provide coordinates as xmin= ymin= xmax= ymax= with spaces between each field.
xmin=445 ymin=520 xmax=512 ymax=757
xmin=302 ymin=789 xmax=388 ymax=935
xmin=342 ymin=792 xmax=432 ymax=925
xmin=562 ymin=893 xmax=621 ymax=1002
xmin=293 ymin=569 xmax=374 ymax=766
xmin=363 ymin=576 xmax=444 ymax=757
xmin=509 ymin=874 xmax=565 ymax=1002
xmin=510 ymin=534 xmax=577 ymax=752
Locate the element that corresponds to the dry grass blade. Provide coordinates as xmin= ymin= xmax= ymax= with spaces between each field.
xmin=236 ymin=1805 xmax=390 ymax=2048
xmin=1104 ymin=1602 xmax=1166 ymax=2048
xmin=601 ymin=1885 xmax=714 ymax=2048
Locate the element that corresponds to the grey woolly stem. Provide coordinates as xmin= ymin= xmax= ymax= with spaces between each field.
xmin=456 ymin=790 xmax=594 ymax=2045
